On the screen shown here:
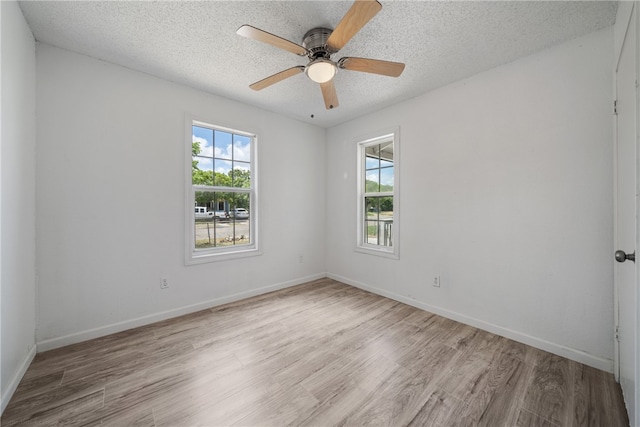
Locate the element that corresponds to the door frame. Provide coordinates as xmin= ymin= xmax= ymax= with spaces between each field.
xmin=613 ymin=2 xmax=640 ymax=424
xmin=613 ymin=0 xmax=634 ymax=384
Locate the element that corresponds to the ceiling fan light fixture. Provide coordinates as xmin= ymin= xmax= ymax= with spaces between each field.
xmin=306 ymin=59 xmax=337 ymax=84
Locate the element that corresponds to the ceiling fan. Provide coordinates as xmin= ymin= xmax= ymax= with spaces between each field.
xmin=236 ymin=0 xmax=405 ymax=110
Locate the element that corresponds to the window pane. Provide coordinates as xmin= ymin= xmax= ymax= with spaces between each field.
xmin=365 ymin=170 xmax=380 ymax=192
xmin=192 ymin=157 xmax=213 ymax=185
xmin=379 ymin=141 xmax=393 ymax=167
xmin=380 ymin=220 xmax=393 ymax=247
xmin=192 ymin=125 xmax=214 ymax=186
xmin=365 ymin=197 xmax=379 ymax=218
xmin=193 ymin=126 xmax=214 ymax=158
xmin=214 ymin=219 xmax=234 ymax=246
xmin=195 ymin=221 xmax=215 ymax=249
xmin=365 ymin=156 xmax=379 ymax=170
xmin=230 ymin=194 xmax=251 ymax=246
xmin=233 ymin=134 xmax=251 ymax=162
xmin=235 ymin=192 xmax=249 ymax=209
xmin=379 ymin=196 xmax=393 ymax=216
xmin=365 ymin=221 xmax=378 ymax=245
xmin=365 ymin=145 xmax=379 ymax=170
xmin=194 ymin=191 xmax=215 ymax=211
xmin=380 ymin=167 xmax=394 ymax=191
xmin=380 ymin=196 xmax=393 ymax=247
xmin=214 ymin=160 xmax=232 ymax=186
xmin=232 ymin=162 xmax=251 ymax=188
xmin=215 ymin=130 xmax=233 ymax=160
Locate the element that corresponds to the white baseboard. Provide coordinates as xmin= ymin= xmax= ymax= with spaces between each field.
xmin=327 ymin=273 xmax=614 ymax=373
xmin=35 ymin=271 xmax=613 ymax=373
xmin=37 ymin=273 xmax=326 ymax=352
xmin=1 ymin=344 xmax=37 ymax=415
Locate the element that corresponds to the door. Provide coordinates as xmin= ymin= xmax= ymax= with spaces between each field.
xmin=615 ymin=4 xmax=639 ymax=425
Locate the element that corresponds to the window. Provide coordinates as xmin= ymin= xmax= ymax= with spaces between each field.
xmin=357 ymin=130 xmax=399 ymax=258
xmin=186 ymin=118 xmax=258 ymax=264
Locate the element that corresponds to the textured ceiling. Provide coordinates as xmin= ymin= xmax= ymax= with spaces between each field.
xmin=19 ymin=1 xmax=617 ymax=128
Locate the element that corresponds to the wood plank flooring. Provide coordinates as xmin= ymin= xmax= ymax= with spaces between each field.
xmin=2 ymin=279 xmax=629 ymax=426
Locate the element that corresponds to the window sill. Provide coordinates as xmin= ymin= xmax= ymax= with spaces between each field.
xmin=187 ymin=247 xmax=262 ymax=265
xmin=354 ymin=245 xmax=399 ymax=260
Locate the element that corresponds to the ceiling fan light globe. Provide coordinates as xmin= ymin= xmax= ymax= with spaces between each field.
xmin=306 ymin=60 xmax=337 ymax=83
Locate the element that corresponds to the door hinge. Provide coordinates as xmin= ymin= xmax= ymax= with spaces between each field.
xmin=615 ymin=325 xmax=620 ymax=342
xmin=614 ymin=100 xmax=618 ymax=115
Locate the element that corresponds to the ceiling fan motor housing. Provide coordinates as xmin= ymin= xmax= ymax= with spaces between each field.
xmin=303 ymin=27 xmax=333 ymax=59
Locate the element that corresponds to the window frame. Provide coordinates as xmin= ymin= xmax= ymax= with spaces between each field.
xmin=355 ymin=128 xmax=400 ymax=259
xmin=185 ymin=115 xmax=260 ymax=265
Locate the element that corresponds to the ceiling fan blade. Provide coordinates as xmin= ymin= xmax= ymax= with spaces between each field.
xmin=320 ymin=80 xmax=339 ymax=110
xmin=326 ymin=0 xmax=382 ymax=52
xmin=250 ymin=66 xmax=305 ymax=91
xmin=237 ymin=25 xmax=307 ymax=56
xmin=338 ymin=57 xmax=405 ymax=77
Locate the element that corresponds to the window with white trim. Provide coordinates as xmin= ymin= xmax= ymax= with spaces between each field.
xmin=357 ymin=130 xmax=399 ymax=258
xmin=186 ymin=118 xmax=258 ymax=264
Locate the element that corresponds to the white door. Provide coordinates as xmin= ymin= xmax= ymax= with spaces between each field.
xmin=615 ymin=4 xmax=639 ymax=425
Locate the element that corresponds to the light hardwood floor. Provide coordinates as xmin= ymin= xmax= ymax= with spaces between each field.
xmin=2 ymin=279 xmax=629 ymax=426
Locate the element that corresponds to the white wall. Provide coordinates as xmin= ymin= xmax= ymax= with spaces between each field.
xmin=1 ymin=0 xmax=37 ymax=412
xmin=19 ymin=5 xmax=620 ymax=381
xmin=35 ymin=44 xmax=326 ymax=348
xmin=326 ymin=28 xmax=614 ymax=371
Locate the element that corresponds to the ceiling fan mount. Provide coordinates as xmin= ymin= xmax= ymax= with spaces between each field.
xmin=236 ymin=0 xmax=405 ymax=110
xmin=302 ymin=27 xmax=334 ymax=58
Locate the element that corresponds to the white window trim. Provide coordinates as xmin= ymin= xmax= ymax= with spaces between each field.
xmin=185 ymin=114 xmax=261 ymax=265
xmin=355 ymin=127 xmax=400 ymax=259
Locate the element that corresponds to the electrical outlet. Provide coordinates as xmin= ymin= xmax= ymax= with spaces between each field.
xmin=432 ymin=276 xmax=440 ymax=288
xmin=160 ymin=278 xmax=169 ymax=289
